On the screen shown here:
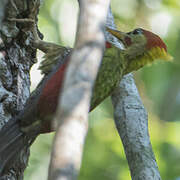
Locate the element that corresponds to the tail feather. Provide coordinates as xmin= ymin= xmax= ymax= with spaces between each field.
xmin=0 ymin=123 xmax=19 ymax=145
xmin=0 ymin=134 xmax=24 ymax=171
xmin=0 ymin=119 xmax=25 ymax=175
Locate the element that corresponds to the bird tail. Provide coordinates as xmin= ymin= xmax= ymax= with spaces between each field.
xmin=0 ymin=118 xmax=25 ymax=175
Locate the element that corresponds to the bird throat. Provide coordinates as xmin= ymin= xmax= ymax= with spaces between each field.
xmin=124 ymin=46 xmax=172 ymax=74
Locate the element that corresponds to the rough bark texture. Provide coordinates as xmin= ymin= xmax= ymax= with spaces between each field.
xmin=0 ymin=0 xmax=38 ymax=179
xmin=0 ymin=0 xmax=7 ymax=27
xmin=48 ymin=0 xmax=110 ymax=180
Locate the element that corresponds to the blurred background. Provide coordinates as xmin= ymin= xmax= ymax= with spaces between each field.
xmin=25 ymin=0 xmax=180 ymax=179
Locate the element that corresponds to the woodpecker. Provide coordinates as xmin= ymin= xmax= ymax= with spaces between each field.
xmin=0 ymin=27 xmax=172 ymax=174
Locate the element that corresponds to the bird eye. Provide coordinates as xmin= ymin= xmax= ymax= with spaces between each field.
xmin=132 ymin=28 xmax=143 ymax=35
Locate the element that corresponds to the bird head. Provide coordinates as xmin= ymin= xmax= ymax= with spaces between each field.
xmin=106 ymin=27 xmax=173 ymax=74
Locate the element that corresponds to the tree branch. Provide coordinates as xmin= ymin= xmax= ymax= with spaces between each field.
xmin=48 ymin=0 xmax=110 ymax=180
xmin=111 ymin=74 xmax=161 ymax=179
xmin=105 ymin=8 xmax=161 ymax=180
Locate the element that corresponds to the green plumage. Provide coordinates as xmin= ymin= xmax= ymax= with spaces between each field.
xmin=37 ymin=27 xmax=171 ymax=111
xmin=38 ymin=42 xmax=127 ymax=111
xmin=37 ymin=39 xmax=151 ymax=112
xmin=90 ymin=46 xmax=125 ymax=110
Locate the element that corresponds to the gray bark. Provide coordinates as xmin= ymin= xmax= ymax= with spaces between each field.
xmin=112 ymin=74 xmax=161 ymax=180
xmin=0 ymin=1 xmax=38 ymax=179
xmin=0 ymin=0 xmax=7 ymax=27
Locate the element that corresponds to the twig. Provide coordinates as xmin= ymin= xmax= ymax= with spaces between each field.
xmin=7 ymin=18 xmax=34 ymax=23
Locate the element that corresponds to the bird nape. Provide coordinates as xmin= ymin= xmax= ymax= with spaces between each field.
xmin=0 ymin=27 xmax=172 ymax=175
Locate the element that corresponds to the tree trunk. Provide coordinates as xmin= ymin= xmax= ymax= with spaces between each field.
xmin=0 ymin=0 xmax=39 ymax=179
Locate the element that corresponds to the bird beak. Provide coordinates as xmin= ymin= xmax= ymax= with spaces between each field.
xmin=106 ymin=27 xmax=126 ymax=41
